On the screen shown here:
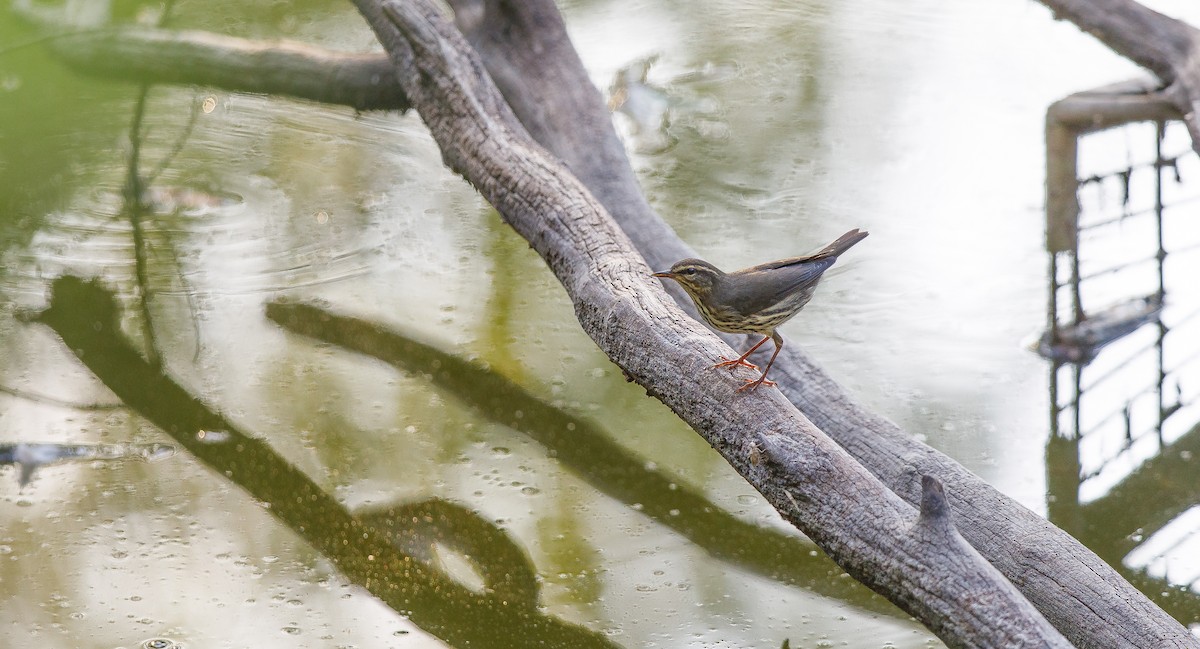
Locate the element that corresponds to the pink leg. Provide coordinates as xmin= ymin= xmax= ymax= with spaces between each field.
xmin=713 ymin=335 xmax=770 ymax=372
xmin=738 ymin=335 xmax=783 ymax=391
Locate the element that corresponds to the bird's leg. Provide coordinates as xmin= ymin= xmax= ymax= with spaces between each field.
xmin=738 ymin=333 xmax=783 ymax=391
xmin=713 ymin=335 xmax=770 ymax=372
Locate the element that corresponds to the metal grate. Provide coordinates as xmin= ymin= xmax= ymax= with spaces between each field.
xmin=1043 ymin=78 xmax=1200 ymax=607
xmin=1044 ymin=80 xmax=1200 ymax=489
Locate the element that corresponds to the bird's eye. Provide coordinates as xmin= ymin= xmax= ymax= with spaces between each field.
xmin=682 ymin=268 xmax=696 ymax=275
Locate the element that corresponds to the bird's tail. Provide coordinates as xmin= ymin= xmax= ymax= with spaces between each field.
xmin=810 ymin=229 xmax=868 ymax=259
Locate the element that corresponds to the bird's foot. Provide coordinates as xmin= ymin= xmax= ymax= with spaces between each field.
xmin=713 ymin=356 xmax=759 ymax=371
xmin=737 ymin=376 xmax=777 ymax=392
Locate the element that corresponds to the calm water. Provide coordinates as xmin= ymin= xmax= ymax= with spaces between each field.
xmin=3 ymin=0 xmax=1200 ymax=647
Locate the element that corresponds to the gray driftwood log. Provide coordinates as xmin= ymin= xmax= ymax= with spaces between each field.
xmin=438 ymin=0 xmax=1200 ymax=645
xmin=1040 ymin=0 xmax=1200 ymax=154
xmin=446 ymin=1 xmax=1200 ymax=647
xmin=350 ymin=0 xmax=1073 ymax=647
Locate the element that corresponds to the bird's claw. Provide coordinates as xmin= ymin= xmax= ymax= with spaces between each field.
xmin=737 ymin=377 xmax=777 ymax=392
xmin=713 ymin=356 xmax=759 ymax=371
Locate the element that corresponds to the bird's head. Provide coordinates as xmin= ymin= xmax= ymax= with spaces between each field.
xmin=652 ymin=259 xmax=724 ymax=299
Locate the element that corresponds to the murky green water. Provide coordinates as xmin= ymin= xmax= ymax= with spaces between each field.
xmin=3 ymin=1 xmax=1200 ymax=647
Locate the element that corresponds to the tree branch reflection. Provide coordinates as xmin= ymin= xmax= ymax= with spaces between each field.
xmin=266 ymin=299 xmax=906 ymax=619
xmin=35 ymin=275 xmax=617 ymax=649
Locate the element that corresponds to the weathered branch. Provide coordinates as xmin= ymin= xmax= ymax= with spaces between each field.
xmin=51 ymin=28 xmax=407 ymax=111
xmin=449 ymin=1 xmax=1198 ymax=646
xmin=1037 ymin=0 xmax=1200 ymax=153
xmin=1042 ymin=0 xmax=1193 ymax=80
xmin=347 ymin=0 xmax=1073 ymax=646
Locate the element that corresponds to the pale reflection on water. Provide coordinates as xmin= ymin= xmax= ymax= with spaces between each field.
xmin=4 ymin=0 xmax=1200 ymax=647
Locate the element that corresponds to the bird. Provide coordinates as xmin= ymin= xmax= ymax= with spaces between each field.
xmin=652 ymin=228 xmax=867 ymax=391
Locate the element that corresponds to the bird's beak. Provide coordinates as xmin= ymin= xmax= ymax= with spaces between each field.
xmin=652 ymin=271 xmax=673 ymax=278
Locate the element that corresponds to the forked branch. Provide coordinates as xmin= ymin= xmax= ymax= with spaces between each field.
xmin=345 ymin=0 xmax=1072 ymax=646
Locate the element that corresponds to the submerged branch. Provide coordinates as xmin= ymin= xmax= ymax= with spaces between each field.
xmin=51 ymin=27 xmax=408 ymax=111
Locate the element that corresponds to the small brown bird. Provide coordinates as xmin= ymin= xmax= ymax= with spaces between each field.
xmin=653 ymin=229 xmax=867 ymax=391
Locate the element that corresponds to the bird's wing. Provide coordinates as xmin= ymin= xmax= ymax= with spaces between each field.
xmin=746 ymin=230 xmax=868 ymax=273
xmin=719 ymin=256 xmax=837 ymax=316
